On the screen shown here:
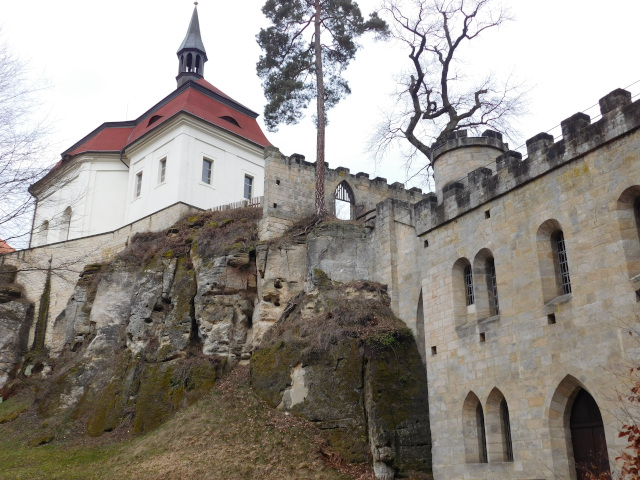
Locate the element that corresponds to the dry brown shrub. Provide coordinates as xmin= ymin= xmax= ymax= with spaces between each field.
xmin=261 ymin=281 xmax=413 ymax=361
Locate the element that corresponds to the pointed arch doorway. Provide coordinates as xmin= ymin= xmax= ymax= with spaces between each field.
xmin=570 ymin=389 xmax=610 ymax=479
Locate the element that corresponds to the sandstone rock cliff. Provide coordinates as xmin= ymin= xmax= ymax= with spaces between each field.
xmin=0 ymin=210 xmax=432 ymax=479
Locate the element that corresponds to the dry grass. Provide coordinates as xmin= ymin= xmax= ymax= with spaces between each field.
xmin=115 ymin=207 xmax=262 ymax=266
xmin=261 ymin=281 xmax=413 ymax=362
xmin=0 ymin=365 xmax=365 ymax=480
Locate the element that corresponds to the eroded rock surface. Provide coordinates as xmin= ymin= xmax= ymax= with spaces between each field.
xmin=0 ymin=266 xmax=34 ymax=392
xmin=251 ymin=282 xmax=432 ymax=478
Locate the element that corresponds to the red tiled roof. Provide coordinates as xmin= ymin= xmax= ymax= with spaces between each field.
xmin=0 ymin=239 xmax=15 ymax=254
xmin=49 ymin=80 xmax=270 ymax=175
xmin=124 ymin=87 xmax=271 ymax=148
xmin=68 ymin=127 xmax=134 ymax=156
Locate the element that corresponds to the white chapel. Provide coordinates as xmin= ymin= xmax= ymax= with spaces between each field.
xmin=28 ymin=6 xmax=271 ymax=248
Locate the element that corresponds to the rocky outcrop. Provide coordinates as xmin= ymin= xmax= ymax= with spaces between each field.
xmin=2 ymin=211 xmax=433 ymax=479
xmin=10 ymin=208 xmax=262 ymax=435
xmin=251 ymin=281 xmax=432 ymax=479
xmin=0 ymin=265 xmax=34 ymax=392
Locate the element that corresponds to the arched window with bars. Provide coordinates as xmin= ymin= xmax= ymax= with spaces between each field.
xmin=334 ymin=181 xmax=355 ymax=220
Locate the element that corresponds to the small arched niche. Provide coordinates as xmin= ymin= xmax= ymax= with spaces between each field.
xmin=463 ymin=391 xmax=488 ymax=463
xmin=36 ymin=220 xmax=49 ymax=246
xmin=452 ymin=257 xmax=473 ymax=327
xmin=536 ymin=219 xmax=572 ymax=303
xmin=616 ymin=185 xmax=640 ymax=277
xmin=485 ymin=388 xmax=513 ymax=462
xmin=334 ymin=181 xmax=355 ymax=220
xmin=472 ymin=248 xmax=499 ymax=320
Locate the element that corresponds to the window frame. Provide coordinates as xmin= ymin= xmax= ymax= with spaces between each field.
xmin=201 ymin=158 xmax=213 ymax=185
xmin=464 ymin=264 xmax=475 ymax=306
xmin=158 ymin=158 xmax=166 ymax=185
xmin=135 ymin=171 xmax=143 ymax=199
xmin=243 ymin=174 xmax=253 ymax=200
xmin=486 ymin=259 xmax=499 ymax=316
xmin=553 ymin=230 xmax=572 ymax=295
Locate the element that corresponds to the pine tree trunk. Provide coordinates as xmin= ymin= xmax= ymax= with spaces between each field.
xmin=314 ymin=0 xmax=327 ymax=217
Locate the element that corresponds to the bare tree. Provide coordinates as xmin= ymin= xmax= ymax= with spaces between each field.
xmin=373 ymin=0 xmax=527 ymax=184
xmin=0 ymin=31 xmax=51 ymax=250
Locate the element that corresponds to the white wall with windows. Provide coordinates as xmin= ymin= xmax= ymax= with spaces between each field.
xmin=31 ymin=114 xmax=265 ymax=248
xmin=31 ymin=155 xmax=129 ymax=247
xmin=123 ymin=115 xmax=265 ymax=225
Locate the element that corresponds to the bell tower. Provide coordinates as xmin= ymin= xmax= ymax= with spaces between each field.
xmin=176 ymin=4 xmax=208 ymax=88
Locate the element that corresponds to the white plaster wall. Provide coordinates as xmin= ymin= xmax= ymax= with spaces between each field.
xmin=123 ymin=117 xmax=265 ymax=225
xmin=31 ymin=156 xmax=128 ymax=246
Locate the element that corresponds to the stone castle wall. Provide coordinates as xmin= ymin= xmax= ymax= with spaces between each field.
xmin=259 ymin=147 xmax=428 ymax=239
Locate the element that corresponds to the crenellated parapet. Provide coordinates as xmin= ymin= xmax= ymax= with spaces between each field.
xmin=414 ymin=88 xmax=640 ymax=236
xmin=259 ymin=147 xmax=429 ymax=239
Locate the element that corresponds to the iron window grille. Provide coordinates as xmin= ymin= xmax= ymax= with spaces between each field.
xmin=555 ymin=231 xmax=572 ymax=295
xmin=487 ymin=259 xmax=499 ymax=315
xmin=464 ymin=265 xmax=474 ymax=306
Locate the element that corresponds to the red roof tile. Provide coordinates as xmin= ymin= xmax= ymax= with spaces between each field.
xmin=0 ymin=239 xmax=15 ymax=254
xmin=68 ymin=127 xmax=134 ymax=156
xmin=55 ymin=80 xmax=270 ymax=171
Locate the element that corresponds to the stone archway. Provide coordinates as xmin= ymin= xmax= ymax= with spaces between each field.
xmin=570 ymin=389 xmax=611 ymax=479
xmin=548 ymin=375 xmax=611 ymax=479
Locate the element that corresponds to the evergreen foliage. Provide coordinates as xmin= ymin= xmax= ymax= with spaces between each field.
xmin=257 ymin=0 xmax=387 ymax=215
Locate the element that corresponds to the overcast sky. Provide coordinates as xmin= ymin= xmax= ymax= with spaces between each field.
xmin=2 ymin=0 xmax=639 ymax=189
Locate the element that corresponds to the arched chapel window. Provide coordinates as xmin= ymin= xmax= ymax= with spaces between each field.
xmin=37 ymin=220 xmax=49 ymax=246
xmin=59 ymin=207 xmax=72 ymax=242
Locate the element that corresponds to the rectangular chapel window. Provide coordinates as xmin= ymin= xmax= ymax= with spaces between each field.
xmin=158 ymin=158 xmax=166 ymax=184
xmin=135 ymin=172 xmax=143 ymax=198
xmin=244 ymin=175 xmax=253 ymax=200
xmin=202 ymin=158 xmax=213 ymax=184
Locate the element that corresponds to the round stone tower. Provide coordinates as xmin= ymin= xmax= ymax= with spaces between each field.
xmin=432 ymin=130 xmax=508 ymax=202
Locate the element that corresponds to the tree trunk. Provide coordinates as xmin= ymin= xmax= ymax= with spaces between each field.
xmin=314 ymin=0 xmax=327 ymax=217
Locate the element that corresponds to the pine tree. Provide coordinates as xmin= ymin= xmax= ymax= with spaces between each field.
xmin=257 ymin=0 xmax=387 ymax=217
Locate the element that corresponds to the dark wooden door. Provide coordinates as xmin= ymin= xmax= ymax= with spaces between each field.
xmin=570 ymin=389 xmax=611 ymax=479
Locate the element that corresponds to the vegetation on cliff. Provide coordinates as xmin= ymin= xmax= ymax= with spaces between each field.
xmin=251 ymin=280 xmax=432 ymax=479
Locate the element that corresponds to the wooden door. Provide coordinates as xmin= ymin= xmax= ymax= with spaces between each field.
xmin=570 ymin=389 xmax=611 ymax=479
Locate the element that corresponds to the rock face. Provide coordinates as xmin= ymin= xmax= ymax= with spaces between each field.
xmin=251 ymin=282 xmax=432 ymax=479
xmin=12 ymin=208 xmax=262 ymax=434
xmin=2 ymin=211 xmax=434 ymax=479
xmin=0 ymin=265 xmax=34 ymax=392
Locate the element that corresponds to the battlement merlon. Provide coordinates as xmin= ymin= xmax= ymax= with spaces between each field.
xmin=258 ymin=147 xmax=430 ymax=240
xmin=414 ymin=88 xmax=640 ymax=236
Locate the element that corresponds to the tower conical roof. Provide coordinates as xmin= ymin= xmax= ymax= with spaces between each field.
xmin=177 ymin=6 xmax=207 ymax=59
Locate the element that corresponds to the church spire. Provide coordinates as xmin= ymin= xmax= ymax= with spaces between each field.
xmin=176 ymin=4 xmax=208 ymax=87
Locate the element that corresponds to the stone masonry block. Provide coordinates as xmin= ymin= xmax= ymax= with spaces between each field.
xmin=599 ymin=88 xmax=632 ymax=115
xmin=526 ymin=132 xmax=554 ymax=156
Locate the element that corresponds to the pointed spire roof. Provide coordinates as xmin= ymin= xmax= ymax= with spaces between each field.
xmin=178 ymin=5 xmax=207 ymax=60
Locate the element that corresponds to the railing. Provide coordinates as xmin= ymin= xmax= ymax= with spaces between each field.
xmin=210 ymin=196 xmax=263 ymax=212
